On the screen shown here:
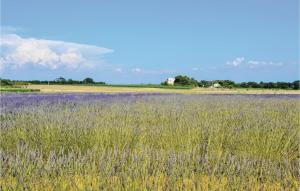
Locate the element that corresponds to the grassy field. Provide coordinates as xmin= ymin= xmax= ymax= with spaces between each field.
xmin=0 ymin=94 xmax=299 ymax=190
xmin=28 ymin=84 xmax=300 ymax=94
xmin=0 ymin=86 xmax=40 ymax=92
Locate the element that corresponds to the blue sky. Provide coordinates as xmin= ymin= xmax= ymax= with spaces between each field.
xmin=1 ymin=0 xmax=299 ymax=83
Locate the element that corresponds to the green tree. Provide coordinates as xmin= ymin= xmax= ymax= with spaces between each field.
xmin=276 ymin=82 xmax=289 ymax=89
xmin=198 ymin=80 xmax=212 ymax=87
xmin=83 ymin=77 xmax=94 ymax=84
xmin=174 ymin=75 xmax=197 ymax=86
xmin=219 ymin=80 xmax=235 ymax=88
xmin=55 ymin=77 xmax=66 ymax=84
xmin=0 ymin=79 xmax=12 ymax=86
xmin=292 ymin=80 xmax=300 ymax=90
xmin=67 ymin=79 xmax=74 ymax=84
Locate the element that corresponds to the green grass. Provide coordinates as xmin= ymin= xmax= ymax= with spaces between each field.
xmin=0 ymin=87 xmax=40 ymax=92
xmin=0 ymin=96 xmax=299 ymax=190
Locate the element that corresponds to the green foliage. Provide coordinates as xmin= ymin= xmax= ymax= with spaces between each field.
xmin=55 ymin=76 xmax=67 ymax=84
xmin=0 ymin=96 xmax=299 ymax=190
xmin=83 ymin=77 xmax=94 ymax=84
xmin=21 ymin=77 xmax=105 ymax=85
xmin=237 ymin=81 xmax=299 ymax=89
xmin=1 ymin=76 xmax=299 ymax=90
xmin=0 ymin=78 xmax=37 ymax=92
xmin=0 ymin=78 xmax=12 ymax=86
xmin=197 ymin=80 xmax=212 ymax=87
xmin=0 ymin=87 xmax=40 ymax=92
xmin=174 ymin=75 xmax=198 ymax=86
xmin=163 ymin=75 xmax=299 ymax=90
xmin=95 ymin=81 xmax=106 ymax=85
xmin=239 ymin=81 xmax=259 ymax=88
xmin=217 ymin=80 xmax=235 ymax=88
xmin=292 ymin=80 xmax=300 ymax=90
xmin=13 ymin=81 xmax=29 ymax=86
xmin=161 ymin=81 xmax=168 ymax=86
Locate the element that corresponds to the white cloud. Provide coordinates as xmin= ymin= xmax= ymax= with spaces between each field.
xmin=131 ymin=68 xmax=142 ymax=73
xmin=248 ymin=60 xmax=259 ymax=65
xmin=226 ymin=57 xmax=284 ymax=69
xmin=114 ymin=67 xmax=123 ymax=72
xmin=247 ymin=60 xmax=284 ymax=69
xmin=192 ymin=67 xmax=199 ymax=71
xmin=0 ymin=33 xmax=113 ymax=70
xmin=226 ymin=57 xmax=245 ymax=67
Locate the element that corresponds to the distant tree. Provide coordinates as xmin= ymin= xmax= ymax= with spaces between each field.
xmin=67 ymin=79 xmax=74 ymax=84
xmin=56 ymin=77 xmax=66 ymax=84
xmin=95 ymin=81 xmax=106 ymax=85
xmin=161 ymin=81 xmax=168 ymax=86
xmin=238 ymin=81 xmax=264 ymax=88
xmin=28 ymin=80 xmax=42 ymax=84
xmin=191 ymin=78 xmax=198 ymax=87
xmin=267 ymin=82 xmax=275 ymax=89
xmin=0 ymin=79 xmax=12 ymax=86
xmin=14 ymin=81 xmax=29 ymax=87
xmin=198 ymin=80 xmax=212 ymax=87
xmin=276 ymin=82 xmax=289 ymax=89
xmin=239 ymin=82 xmax=248 ymax=88
xmin=83 ymin=77 xmax=94 ymax=84
xmin=219 ymin=80 xmax=235 ymax=88
xmin=174 ymin=75 xmax=197 ymax=86
xmin=292 ymin=80 xmax=300 ymax=90
xmin=259 ymin=81 xmax=267 ymax=88
xmin=249 ymin=82 xmax=260 ymax=88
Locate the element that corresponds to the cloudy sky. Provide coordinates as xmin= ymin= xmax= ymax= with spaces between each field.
xmin=1 ymin=0 xmax=299 ymax=83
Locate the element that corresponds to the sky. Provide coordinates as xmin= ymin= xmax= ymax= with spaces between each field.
xmin=1 ymin=0 xmax=299 ymax=83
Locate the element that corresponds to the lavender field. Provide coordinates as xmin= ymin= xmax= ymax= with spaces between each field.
xmin=0 ymin=93 xmax=299 ymax=190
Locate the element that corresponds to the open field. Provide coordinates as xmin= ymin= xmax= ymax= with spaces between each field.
xmin=28 ymin=84 xmax=300 ymax=94
xmin=0 ymin=93 xmax=299 ymax=190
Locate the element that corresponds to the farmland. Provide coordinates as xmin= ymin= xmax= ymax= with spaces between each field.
xmin=28 ymin=84 xmax=300 ymax=94
xmin=0 ymin=93 xmax=299 ymax=190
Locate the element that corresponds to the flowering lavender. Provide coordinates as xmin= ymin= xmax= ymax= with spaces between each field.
xmin=0 ymin=93 xmax=299 ymax=190
xmin=0 ymin=92 xmax=171 ymax=113
xmin=1 ymin=92 xmax=298 ymax=113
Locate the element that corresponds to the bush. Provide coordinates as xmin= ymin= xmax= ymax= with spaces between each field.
xmin=83 ymin=77 xmax=94 ymax=84
xmin=174 ymin=75 xmax=198 ymax=86
xmin=292 ymin=80 xmax=300 ymax=90
xmin=0 ymin=79 xmax=12 ymax=86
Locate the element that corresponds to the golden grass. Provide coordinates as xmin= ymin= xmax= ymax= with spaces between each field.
xmin=28 ymin=84 xmax=300 ymax=94
xmin=2 ymin=175 xmax=297 ymax=191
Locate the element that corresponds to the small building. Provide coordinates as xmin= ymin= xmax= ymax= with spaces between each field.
xmin=213 ymin=83 xmax=221 ymax=88
xmin=166 ymin=77 xmax=175 ymax=85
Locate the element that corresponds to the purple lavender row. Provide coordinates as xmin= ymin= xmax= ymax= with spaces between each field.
xmin=0 ymin=93 xmax=299 ymax=114
xmin=0 ymin=93 xmax=170 ymax=113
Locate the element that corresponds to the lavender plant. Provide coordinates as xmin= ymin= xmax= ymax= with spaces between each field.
xmin=0 ymin=93 xmax=299 ymax=190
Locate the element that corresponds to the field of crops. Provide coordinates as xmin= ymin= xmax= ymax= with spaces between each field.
xmin=0 ymin=93 xmax=299 ymax=190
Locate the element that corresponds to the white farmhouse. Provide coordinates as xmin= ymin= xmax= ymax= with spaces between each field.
xmin=166 ymin=77 xmax=175 ymax=85
xmin=213 ymin=83 xmax=221 ymax=88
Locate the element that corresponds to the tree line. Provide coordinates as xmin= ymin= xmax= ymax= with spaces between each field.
xmin=0 ymin=77 xmax=105 ymax=86
xmin=1 ymin=76 xmax=299 ymax=90
xmin=163 ymin=75 xmax=300 ymax=90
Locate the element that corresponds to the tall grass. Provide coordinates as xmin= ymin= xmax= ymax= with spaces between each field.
xmin=0 ymin=95 xmax=299 ymax=190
